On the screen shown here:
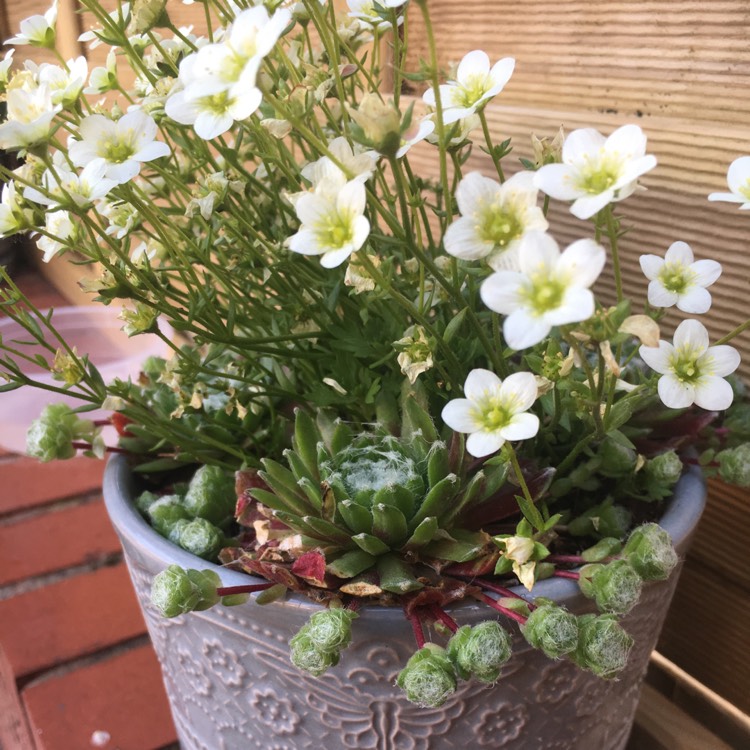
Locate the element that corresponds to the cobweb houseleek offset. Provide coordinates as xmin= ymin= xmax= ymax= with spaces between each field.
xmin=0 ymin=0 xmax=749 ymax=711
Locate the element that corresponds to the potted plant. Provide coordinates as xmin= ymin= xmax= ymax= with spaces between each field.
xmin=1 ymin=0 xmax=749 ymax=747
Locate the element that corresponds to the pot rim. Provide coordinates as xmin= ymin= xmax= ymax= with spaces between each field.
xmin=103 ymin=453 xmax=706 ymax=618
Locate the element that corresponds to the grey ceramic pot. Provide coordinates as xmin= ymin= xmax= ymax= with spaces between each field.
xmin=103 ymin=454 xmax=706 ymax=750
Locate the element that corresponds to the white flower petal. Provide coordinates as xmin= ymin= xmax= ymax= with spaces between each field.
xmin=444 ymin=216 xmax=493 ymax=260
xmin=320 ymin=247 xmax=355 ymax=268
xmin=690 ymin=259 xmax=722 ymax=287
xmin=464 ymin=368 xmax=502 ymax=401
xmin=488 ymin=57 xmax=515 ymax=90
xmin=676 ymin=286 xmax=711 ymax=314
xmin=287 ymin=228 xmax=321 ymax=255
xmin=663 ymin=240 xmax=693 ymax=266
xmin=605 ymin=123 xmax=648 ymax=159
xmin=702 ymin=345 xmax=741 ymax=378
xmin=639 ymin=253 xmax=664 ymax=281
xmin=545 ymin=288 xmax=595 ymax=326
xmin=455 ymin=171 xmax=498 ymax=216
xmin=673 ymin=319 xmax=709 ymax=353
xmin=556 ymin=239 xmax=605 ymax=288
xmin=726 ymin=156 xmax=750 ymax=193
xmin=441 ymin=399 xmax=482 ymax=433
xmin=518 ymin=231 xmax=559 ymax=273
xmin=106 ymin=160 xmax=140 ymax=184
xmin=658 ymin=375 xmax=695 ymax=409
xmin=503 ymin=309 xmax=551 ymax=350
xmin=708 ymin=191 xmax=744 ymax=203
xmin=457 ymin=50 xmax=491 ymax=82
xmin=480 ymin=271 xmax=525 ymax=314
xmin=133 ymin=140 xmax=170 ymax=162
xmin=693 ymin=377 xmax=735 ymax=411
xmin=563 ymin=128 xmax=606 ymax=163
xmin=466 ymin=430 xmax=505 ymax=458
xmin=570 ymin=190 xmax=614 ymax=220
xmin=647 ymin=280 xmax=679 ymax=308
xmin=533 ymin=164 xmax=581 ymax=201
xmin=500 ymin=412 xmax=540 ymax=441
xmin=498 ymin=371 xmax=538 ymax=412
xmin=639 ymin=341 xmax=673 ymax=374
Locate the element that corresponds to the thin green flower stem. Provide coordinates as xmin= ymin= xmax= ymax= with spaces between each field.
xmin=146 ymin=32 xmax=180 ymax=76
xmin=204 ymin=1 xmax=215 ymax=43
xmin=555 ymin=433 xmax=596 ymax=478
xmin=478 ymin=109 xmax=505 ymax=182
xmin=416 ymin=0 xmax=452 ymax=234
xmin=167 ymin=23 xmax=199 ymax=53
xmin=563 ymin=332 xmax=605 ymax=437
xmin=302 ymin=24 xmax=315 ymax=64
xmin=449 ymin=150 xmax=464 ymax=184
xmin=390 ymin=10 xmax=403 ymax=108
xmin=542 ymin=194 xmax=550 ymax=217
xmin=506 ymin=443 xmax=543 ymax=531
xmin=491 ymin=314 xmax=509 ymax=377
xmin=604 ymin=205 xmax=623 ymax=302
xmin=715 ymin=319 xmax=750 ymax=345
xmin=401 ymin=156 xmax=436 ymax=250
xmin=356 ymin=254 xmax=462 ymax=388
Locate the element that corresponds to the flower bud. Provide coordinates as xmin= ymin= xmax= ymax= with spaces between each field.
xmin=645 ymin=450 xmax=683 ymax=485
xmin=717 ymin=444 xmax=750 ymax=488
xmin=306 ymin=609 xmax=358 ymax=653
xmin=447 ymin=621 xmax=512 ymax=683
xmin=184 ymin=465 xmax=236 ymax=525
xmin=172 ymin=517 xmax=223 ymax=560
xmin=147 ymin=495 xmax=192 ymax=536
xmin=26 ymin=403 xmax=94 ymax=462
xmin=585 ymin=559 xmax=643 ymax=615
xmin=623 ymin=523 xmax=678 ymax=580
xmin=575 ymin=614 xmax=633 ymax=678
xmin=521 ymin=603 xmax=579 ymax=658
xmin=289 ymin=628 xmax=340 ymax=677
xmin=396 ymin=644 xmax=457 ymax=707
xmin=349 ymin=93 xmax=402 ymax=158
xmin=150 ymin=564 xmax=220 ymax=618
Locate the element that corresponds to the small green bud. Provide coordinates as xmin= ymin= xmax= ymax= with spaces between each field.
xmin=623 ymin=523 xmax=678 ymax=580
xmin=575 ymin=614 xmax=633 ymax=678
xmin=521 ymin=604 xmax=579 ymax=658
xmin=717 ymin=444 xmax=750 ymax=487
xmin=184 ymin=465 xmax=236 ymax=525
xmin=289 ymin=628 xmax=340 ymax=677
xmin=147 ymin=495 xmax=191 ymax=535
xmin=645 ymin=450 xmax=683 ymax=485
xmin=26 ymin=403 xmax=94 ymax=462
xmin=306 ymin=609 xmax=358 ymax=653
xmin=150 ymin=564 xmax=220 ymax=618
xmin=135 ymin=490 xmax=160 ymax=515
xmin=586 ymin=560 xmax=642 ymax=615
xmin=173 ymin=518 xmax=223 ymax=560
xmin=396 ymin=644 xmax=457 ymax=707
xmin=447 ymin=621 xmax=512 ymax=683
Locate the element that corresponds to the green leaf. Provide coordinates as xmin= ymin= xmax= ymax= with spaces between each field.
xmin=372 ymin=503 xmax=408 ymax=547
xmin=426 ymin=442 xmax=450 ymax=489
xmin=377 ymin=554 xmax=424 ymax=594
xmin=284 ymin=448 xmax=315 ymax=484
xmin=352 ymin=532 xmax=391 ymax=556
xmin=255 ymin=584 xmax=288 ymax=605
xmin=250 ymin=487 xmax=304 ymax=515
xmin=443 ymin=308 xmax=468 ymax=344
xmin=338 ymin=499 xmax=372 ymax=535
xmin=303 ymin=516 xmax=355 ymax=547
xmin=293 ymin=408 xmax=320 ymax=482
xmin=373 ymin=485 xmax=415 ymax=518
xmin=402 ymin=517 xmax=439 ymax=550
xmin=297 ymin=476 xmax=323 ymax=511
xmin=515 ymin=493 xmax=545 ymax=532
xmin=423 ymin=530 xmax=487 ymax=562
xmin=605 ymin=398 xmax=634 ymax=432
xmin=327 ymin=549 xmax=376 ymax=579
xmin=441 ymin=470 xmax=484 ymax=525
xmin=581 ymin=537 xmax=622 ymax=562
xmin=402 ymin=396 xmax=438 ymax=443
xmin=409 ymin=473 xmax=459 ymax=530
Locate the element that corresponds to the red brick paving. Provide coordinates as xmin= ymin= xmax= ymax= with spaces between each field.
xmin=22 ymin=645 xmax=177 ymax=750
xmin=0 ymin=498 xmax=121 ymax=587
xmin=0 ymin=457 xmax=105 ymax=516
xmin=0 ymin=563 xmax=147 ymax=678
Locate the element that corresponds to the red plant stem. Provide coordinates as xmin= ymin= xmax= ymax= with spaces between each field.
xmin=71 ymin=442 xmax=128 ymax=454
xmin=345 ymin=598 xmax=362 ymax=612
xmin=553 ymin=570 xmax=580 ymax=580
xmin=407 ymin=608 xmax=426 ymax=649
xmin=473 ymin=578 xmax=535 ymax=609
xmin=430 ymin=605 xmax=458 ymax=633
xmin=476 ymin=593 xmax=528 ymax=625
xmin=545 ymin=554 xmax=585 ymax=565
xmin=216 ymin=583 xmax=274 ymax=596
xmin=92 ymin=419 xmax=112 ymax=427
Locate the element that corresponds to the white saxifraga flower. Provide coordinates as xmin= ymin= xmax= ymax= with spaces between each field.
xmin=85 ymin=49 xmax=118 ymax=94
xmin=441 ymin=369 xmax=540 ymax=457
xmin=301 ymin=137 xmax=378 ymax=187
xmin=0 ymin=49 xmax=14 ymax=87
xmin=78 ymin=3 xmax=131 ymax=49
xmin=534 ymin=125 xmax=657 ymax=220
xmin=708 ymin=156 xmax=750 ymax=208
xmin=347 ymin=0 xmax=408 ymax=30
xmin=423 ymin=50 xmax=515 ymax=125
xmin=425 ymin=112 xmax=480 ymax=147
xmin=444 ymin=171 xmax=548 ymax=270
xmin=69 ymin=111 xmax=171 ymax=184
xmin=0 ymin=83 xmax=61 ymax=149
xmin=480 ymin=232 xmax=606 ymax=350
xmin=287 ymin=175 xmax=370 ymax=268
xmin=24 ymin=161 xmax=117 ymax=208
xmin=639 ymin=319 xmax=740 ymax=411
xmin=34 ymin=57 xmax=88 ymax=106
xmin=0 ymin=182 xmax=32 ymax=236
xmin=639 ymin=241 xmax=722 ymax=314
xmin=6 ymin=0 xmax=57 ymax=47
xmin=36 ymin=210 xmax=76 ymax=262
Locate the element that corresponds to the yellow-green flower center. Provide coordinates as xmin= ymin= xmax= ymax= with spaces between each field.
xmin=524 ymin=273 xmax=566 ymax=314
xmin=480 ymin=207 xmax=523 ymax=248
xmin=739 ymin=179 xmax=750 ymax=201
xmin=658 ymin=262 xmax=695 ymax=294
xmin=670 ymin=347 xmax=705 ymax=384
xmin=200 ymin=90 xmax=232 ymax=115
xmin=103 ymin=139 xmax=135 ymax=164
xmin=473 ymin=399 xmax=512 ymax=431
xmin=577 ymin=155 xmax=622 ymax=194
xmin=456 ymin=75 xmax=490 ymax=108
xmin=321 ymin=217 xmax=354 ymax=249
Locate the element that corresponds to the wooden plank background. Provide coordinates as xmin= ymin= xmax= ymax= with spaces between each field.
xmin=4 ymin=0 xmax=750 ymax=715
